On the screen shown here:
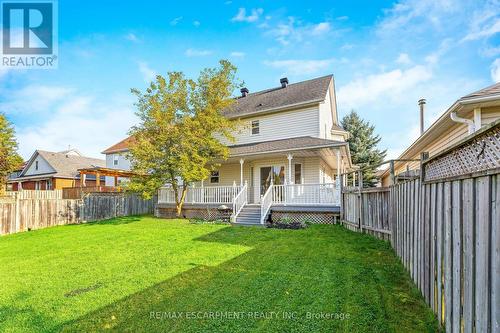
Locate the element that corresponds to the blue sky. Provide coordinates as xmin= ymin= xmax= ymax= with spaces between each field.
xmin=1 ymin=0 xmax=499 ymax=159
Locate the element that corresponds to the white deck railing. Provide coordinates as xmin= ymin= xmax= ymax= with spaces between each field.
xmin=232 ymin=183 xmax=248 ymax=221
xmin=158 ymin=183 xmax=340 ymax=208
xmin=272 ymin=183 xmax=340 ymax=206
xmin=158 ymin=185 xmax=243 ymax=204
xmin=260 ymin=185 xmax=273 ymax=224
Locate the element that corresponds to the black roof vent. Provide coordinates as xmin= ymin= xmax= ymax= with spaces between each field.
xmin=280 ymin=77 xmax=289 ymax=88
xmin=240 ymin=87 xmax=249 ymax=97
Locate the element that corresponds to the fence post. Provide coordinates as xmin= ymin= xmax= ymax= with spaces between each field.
xmin=358 ymin=170 xmax=363 ymax=232
xmin=14 ymin=193 xmax=20 ymax=233
xmin=390 ymin=160 xmax=395 ymax=185
xmin=420 ymin=152 xmax=429 ymax=182
xmin=339 ymin=174 xmax=344 ymax=221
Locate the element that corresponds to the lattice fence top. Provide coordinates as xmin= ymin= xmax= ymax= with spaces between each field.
xmin=423 ymin=121 xmax=500 ymax=182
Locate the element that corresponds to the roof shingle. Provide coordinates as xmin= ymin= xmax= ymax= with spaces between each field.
xmin=229 ymin=136 xmax=344 ymax=156
xmin=22 ymin=150 xmax=105 ymax=179
xmin=461 ymin=82 xmax=500 ymax=100
xmin=102 ymin=136 xmax=135 ymax=154
xmin=223 ymin=75 xmax=332 ymax=119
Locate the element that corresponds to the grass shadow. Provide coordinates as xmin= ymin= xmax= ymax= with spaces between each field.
xmin=82 ymin=215 xmax=146 ymax=226
xmin=57 ymin=224 xmax=437 ymax=333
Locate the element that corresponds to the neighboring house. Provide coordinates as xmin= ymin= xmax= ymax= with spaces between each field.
xmin=101 ymin=136 xmax=134 ymax=186
xmin=380 ymin=82 xmax=500 ymax=186
xmin=8 ymin=149 xmax=106 ymax=191
xmin=102 ymin=75 xmax=354 ymax=224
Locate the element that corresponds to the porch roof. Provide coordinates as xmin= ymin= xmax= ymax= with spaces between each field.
xmin=228 ymin=136 xmax=346 ymax=157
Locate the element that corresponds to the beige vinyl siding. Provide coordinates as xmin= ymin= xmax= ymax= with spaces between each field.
xmin=395 ymin=122 xmax=469 ymax=174
xmin=393 ymin=107 xmax=500 ymax=175
xmin=221 ymin=106 xmax=320 ymax=146
xmin=481 ymin=106 xmax=500 ymax=126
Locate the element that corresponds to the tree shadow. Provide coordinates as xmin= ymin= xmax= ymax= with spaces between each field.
xmin=56 ymin=225 xmax=436 ymax=333
xmin=82 ymin=215 xmax=146 ymax=226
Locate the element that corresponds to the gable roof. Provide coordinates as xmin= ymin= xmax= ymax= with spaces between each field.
xmin=102 ymin=74 xmax=334 ymax=154
xmin=102 ymin=136 xmax=135 ymax=154
xmin=223 ymin=75 xmax=333 ymax=119
xmin=461 ymin=82 xmax=500 ymax=101
xmin=229 ymin=136 xmax=345 ymax=156
xmin=19 ymin=150 xmax=105 ymax=179
xmin=380 ymin=82 xmax=500 ymax=178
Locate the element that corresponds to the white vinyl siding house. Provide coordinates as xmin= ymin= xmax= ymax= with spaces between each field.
xmin=104 ymin=153 xmax=131 ymax=186
xmin=222 ymin=106 xmax=321 ymax=146
xmin=102 ymin=75 xmax=354 ymax=224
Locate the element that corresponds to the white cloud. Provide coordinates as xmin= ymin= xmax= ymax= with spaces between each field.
xmin=231 ymin=8 xmax=263 ymax=23
xmin=378 ymin=0 xmax=459 ymax=34
xmin=138 ymin=61 xmax=156 ymax=83
xmin=263 ymin=59 xmax=335 ymax=75
xmin=170 ymin=16 xmax=183 ymax=26
xmin=491 ymin=59 xmax=500 ymax=82
xmin=311 ymin=22 xmax=331 ymax=35
xmin=481 ymin=45 xmax=500 ymax=57
xmin=462 ymin=0 xmax=500 ymax=41
xmin=338 ymin=65 xmax=433 ymax=109
xmin=463 ymin=19 xmax=500 ymax=41
xmin=396 ymin=53 xmax=412 ymax=65
xmin=266 ymin=17 xmax=335 ymax=46
xmin=0 ymin=85 xmax=73 ymax=115
xmin=185 ymin=48 xmax=212 ymax=57
xmin=230 ymin=51 xmax=245 ymax=58
xmin=1 ymin=86 xmax=137 ymax=159
xmin=125 ymin=33 xmax=140 ymax=43
xmin=193 ymin=20 xmax=200 ymax=27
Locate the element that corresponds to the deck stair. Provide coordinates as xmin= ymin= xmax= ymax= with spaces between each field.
xmin=233 ymin=204 xmax=263 ymax=226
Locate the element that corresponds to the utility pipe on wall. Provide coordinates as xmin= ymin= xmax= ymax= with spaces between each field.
xmin=450 ymin=111 xmax=475 ymax=134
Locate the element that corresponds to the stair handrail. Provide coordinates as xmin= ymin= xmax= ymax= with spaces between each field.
xmin=260 ymin=185 xmax=273 ymax=224
xmin=231 ymin=182 xmax=248 ymax=221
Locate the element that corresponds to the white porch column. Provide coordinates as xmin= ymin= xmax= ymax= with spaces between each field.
xmin=336 ymin=149 xmax=341 ymax=187
xmin=287 ymin=154 xmax=293 ymax=184
xmin=239 ymin=158 xmax=244 ymax=186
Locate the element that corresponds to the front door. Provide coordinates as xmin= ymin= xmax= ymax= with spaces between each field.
xmin=259 ymin=165 xmax=285 ymax=197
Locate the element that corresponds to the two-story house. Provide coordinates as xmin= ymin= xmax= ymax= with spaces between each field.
xmin=102 ymin=75 xmax=354 ymax=224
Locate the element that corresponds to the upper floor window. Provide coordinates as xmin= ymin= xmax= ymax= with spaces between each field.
xmin=113 ymin=154 xmax=119 ymax=166
xmin=35 ymin=161 xmax=39 ymax=170
xmin=251 ymin=120 xmax=260 ymax=135
xmin=210 ymin=170 xmax=220 ymax=184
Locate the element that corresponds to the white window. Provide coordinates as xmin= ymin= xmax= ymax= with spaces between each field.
xmin=251 ymin=120 xmax=260 ymax=135
xmin=35 ymin=181 xmax=41 ymax=190
xmin=113 ymin=154 xmax=119 ymax=166
xmin=47 ymin=179 xmax=52 ymax=190
xmin=210 ymin=170 xmax=220 ymax=184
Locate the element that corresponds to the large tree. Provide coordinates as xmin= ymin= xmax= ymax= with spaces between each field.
xmin=127 ymin=60 xmax=240 ymax=216
xmin=341 ymin=110 xmax=386 ymax=187
xmin=0 ymin=114 xmax=23 ymax=194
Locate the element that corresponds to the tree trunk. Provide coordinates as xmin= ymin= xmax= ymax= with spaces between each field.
xmin=175 ymin=184 xmax=188 ymax=217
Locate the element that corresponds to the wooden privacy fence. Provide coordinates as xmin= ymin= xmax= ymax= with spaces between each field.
xmin=0 ymin=192 xmax=154 ymax=236
xmin=342 ymin=186 xmax=391 ymax=240
xmin=341 ymin=120 xmax=500 ymax=332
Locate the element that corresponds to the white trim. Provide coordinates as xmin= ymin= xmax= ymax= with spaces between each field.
xmin=230 ymin=142 xmax=347 ymax=157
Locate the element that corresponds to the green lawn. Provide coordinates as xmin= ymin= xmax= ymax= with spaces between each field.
xmin=0 ymin=216 xmax=437 ymax=332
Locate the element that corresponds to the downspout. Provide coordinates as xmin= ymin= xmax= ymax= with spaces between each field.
xmin=450 ymin=112 xmax=475 ymax=134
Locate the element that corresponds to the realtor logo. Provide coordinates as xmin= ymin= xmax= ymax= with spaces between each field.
xmin=1 ymin=0 xmax=58 ymax=68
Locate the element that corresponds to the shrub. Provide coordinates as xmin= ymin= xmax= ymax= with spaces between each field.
xmin=189 ymin=218 xmax=229 ymax=225
xmin=268 ymin=217 xmax=308 ymax=229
